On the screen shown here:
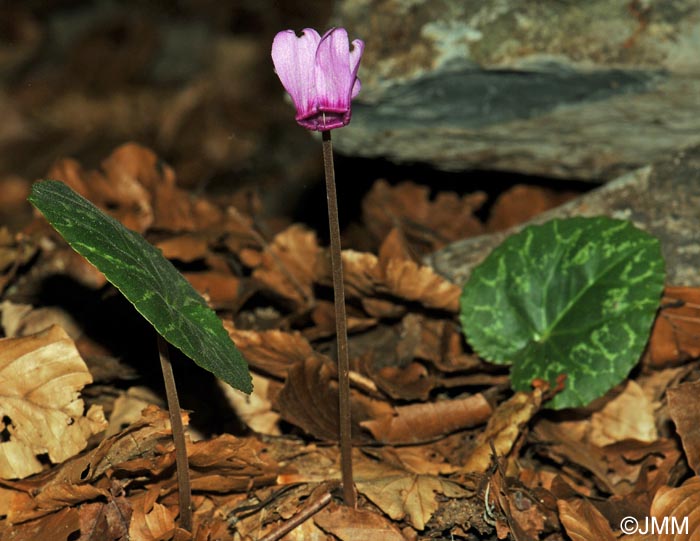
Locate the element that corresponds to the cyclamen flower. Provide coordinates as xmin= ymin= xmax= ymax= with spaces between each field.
xmin=272 ymin=27 xmax=364 ymax=131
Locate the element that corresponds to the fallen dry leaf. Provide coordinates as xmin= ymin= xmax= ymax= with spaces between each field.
xmin=275 ymin=354 xmax=393 ymax=442
xmin=462 ymin=390 xmax=542 ymax=474
xmin=557 ymin=381 xmax=657 ymax=448
xmin=355 ymin=455 xmax=470 ymax=531
xmin=0 ymin=325 xmax=107 ymax=479
xmin=487 ymin=184 xmax=580 ymax=232
xmin=650 ymin=476 xmax=700 ymax=541
xmin=128 ymin=494 xmax=176 ymax=541
xmin=77 ymin=493 xmax=134 ymax=541
xmin=156 ymin=234 xmax=209 ymax=263
xmin=314 ymin=502 xmax=407 ymax=541
xmin=558 ymin=498 xmax=617 ymax=541
xmin=360 ymin=394 xmax=492 ymax=444
xmin=247 ymin=224 xmax=318 ymax=307
xmin=362 ymin=180 xmax=485 ymax=254
xmin=647 ymin=286 xmax=700 ymax=368
xmin=225 ymin=324 xmax=315 ymax=379
xmin=667 ymin=381 xmax=700 ymax=475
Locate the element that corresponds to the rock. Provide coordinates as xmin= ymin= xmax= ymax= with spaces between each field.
xmin=426 ymin=145 xmax=700 ymax=286
xmin=333 ymin=0 xmax=700 ymax=180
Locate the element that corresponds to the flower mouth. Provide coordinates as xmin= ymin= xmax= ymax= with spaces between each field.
xmin=296 ymin=109 xmax=351 ymax=131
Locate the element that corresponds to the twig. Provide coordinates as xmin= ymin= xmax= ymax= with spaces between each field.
xmin=321 ymin=130 xmax=356 ymax=507
xmin=257 ymin=491 xmax=332 ymax=541
xmin=157 ymin=335 xmax=193 ymax=532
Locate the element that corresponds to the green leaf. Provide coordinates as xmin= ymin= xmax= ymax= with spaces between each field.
xmin=29 ymin=180 xmax=252 ymax=393
xmin=460 ymin=217 xmax=664 ymax=409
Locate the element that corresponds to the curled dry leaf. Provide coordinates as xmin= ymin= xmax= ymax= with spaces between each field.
xmin=225 ymin=323 xmax=315 ymax=379
xmin=183 ymin=271 xmax=241 ymax=309
xmin=3 ymin=406 xmax=172 ymax=523
xmin=462 ymin=390 xmax=542 ymax=474
xmin=314 ymin=502 xmax=407 ymax=541
xmin=318 ymin=247 xmax=461 ymax=312
xmin=647 ymin=286 xmax=700 ymax=368
xmin=0 ymin=325 xmax=107 ymax=479
xmin=247 ymin=224 xmax=318 ymax=306
xmin=46 ymin=143 xmax=225 ymax=235
xmin=557 ymin=498 xmax=617 ymax=541
xmin=651 ymin=476 xmax=700 ymax=541
xmin=362 ymin=180 xmax=485 ymax=254
xmin=355 ymin=454 xmax=470 ymax=531
xmin=335 ymin=250 xmax=381 ymax=298
xmin=360 ymin=394 xmax=492 ymax=444
xmin=156 ymin=234 xmax=209 ymax=263
xmin=557 ymin=381 xmax=657 ymax=448
xmin=487 ymin=184 xmax=580 ymax=232
xmin=378 ymin=257 xmax=461 ymax=312
xmin=667 ymin=380 xmax=700 ymax=475
xmin=128 ymin=496 xmax=175 ymax=541
xmin=275 ymin=355 xmax=393 ymax=443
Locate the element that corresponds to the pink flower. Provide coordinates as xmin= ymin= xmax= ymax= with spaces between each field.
xmin=272 ymin=27 xmax=364 ymax=131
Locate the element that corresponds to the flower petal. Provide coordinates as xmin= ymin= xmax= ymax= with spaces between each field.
xmin=271 ymin=28 xmax=321 ymax=118
xmin=315 ymin=27 xmax=355 ymax=112
xmin=350 ymin=39 xmax=364 ymax=99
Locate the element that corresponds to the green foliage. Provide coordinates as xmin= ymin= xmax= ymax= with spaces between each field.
xmin=29 ymin=180 xmax=252 ymax=393
xmin=460 ymin=217 xmax=664 ymax=409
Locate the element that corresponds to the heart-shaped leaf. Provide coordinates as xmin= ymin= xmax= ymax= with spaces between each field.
xmin=460 ymin=217 xmax=664 ymax=409
xmin=29 ymin=180 xmax=252 ymax=393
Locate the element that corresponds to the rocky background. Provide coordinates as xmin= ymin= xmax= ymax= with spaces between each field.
xmin=1 ymin=0 xmax=698 ymax=268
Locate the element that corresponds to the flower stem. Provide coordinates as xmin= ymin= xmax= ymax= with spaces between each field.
xmin=157 ymin=335 xmax=193 ymax=531
xmin=321 ymin=130 xmax=356 ymax=507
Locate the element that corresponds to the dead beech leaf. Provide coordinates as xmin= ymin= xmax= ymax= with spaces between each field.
xmin=356 ymin=459 xmax=469 ymax=531
xmin=47 ymin=150 xmax=153 ymax=234
xmin=667 ymin=381 xmax=700 ymax=475
xmin=129 ymin=496 xmax=176 ymax=541
xmin=307 ymin=300 xmax=378 ymax=339
xmin=2 ymin=406 xmax=173 ymax=524
xmin=225 ymin=324 xmax=314 ymax=379
xmin=183 ymin=271 xmax=241 ymax=308
xmin=362 ymin=180 xmax=485 ymax=254
xmin=156 ymin=234 xmax=209 ymax=262
xmin=487 ymin=184 xmax=580 ymax=232
xmin=462 ymin=390 xmax=542 ymax=474
xmin=532 ymin=419 xmax=614 ymax=495
xmin=185 ymin=433 xmax=278 ymax=493
xmin=651 ymin=476 xmax=700 ymax=541
xmin=0 ymin=507 xmax=81 ymax=541
xmin=557 ymin=498 xmax=617 ymax=541
xmin=360 ymin=394 xmax=492 ymax=444
xmin=314 ymin=502 xmax=407 ymax=541
xmin=0 ymin=325 xmax=107 ymax=479
xmin=648 ymin=286 xmax=700 ymax=367
xmin=276 ymin=355 xmax=393 ymax=442
xmin=559 ymin=381 xmax=657 ymax=448
xmin=379 ymin=257 xmax=461 ymax=312
xmin=249 ymin=224 xmax=318 ymax=306
xmin=77 ymin=495 xmax=134 ymax=541
xmin=336 ymin=250 xmax=380 ymax=298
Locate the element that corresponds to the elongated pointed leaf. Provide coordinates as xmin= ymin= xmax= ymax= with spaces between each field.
xmin=29 ymin=180 xmax=252 ymax=393
xmin=460 ymin=217 xmax=664 ymax=409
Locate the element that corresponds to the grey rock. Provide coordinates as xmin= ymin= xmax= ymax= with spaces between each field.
xmin=333 ymin=0 xmax=700 ymax=180
xmin=426 ymin=144 xmax=700 ymax=286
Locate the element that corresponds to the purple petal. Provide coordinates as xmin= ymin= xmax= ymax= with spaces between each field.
xmin=315 ymin=28 xmax=354 ymax=113
xmin=271 ymin=28 xmax=321 ymax=118
xmin=349 ymin=39 xmax=364 ymax=99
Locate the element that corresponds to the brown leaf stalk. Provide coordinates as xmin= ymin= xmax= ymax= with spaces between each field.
xmin=321 ymin=130 xmax=356 ymax=507
xmin=157 ymin=334 xmax=193 ymax=531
